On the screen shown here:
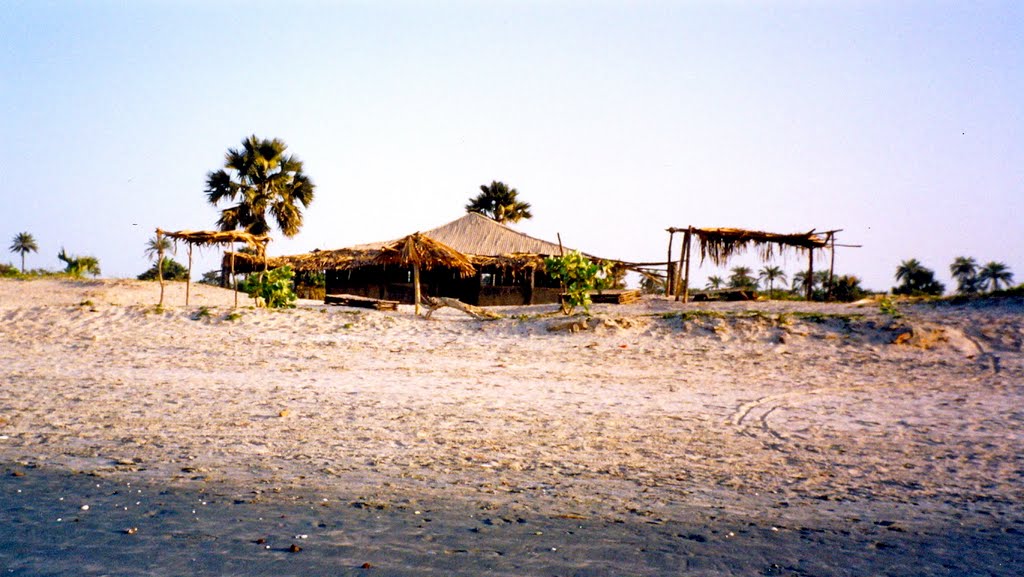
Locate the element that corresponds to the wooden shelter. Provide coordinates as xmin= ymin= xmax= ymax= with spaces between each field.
xmin=223 ymin=213 xmax=612 ymax=306
xmin=666 ymin=226 xmax=840 ymax=302
xmin=373 ymin=233 xmax=476 ymax=314
xmin=156 ymin=228 xmax=269 ymax=307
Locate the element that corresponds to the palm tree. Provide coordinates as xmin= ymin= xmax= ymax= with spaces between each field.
xmin=758 ymin=265 xmax=786 ymax=296
xmin=144 ymin=235 xmax=174 ymax=263
xmin=949 ymin=256 xmax=980 ymax=294
xmin=893 ymin=258 xmax=944 ymax=295
xmin=9 ymin=232 xmax=39 ymax=273
xmin=465 ymin=181 xmax=532 ymax=224
xmin=792 ymin=271 xmax=812 ymax=293
xmin=977 ymin=261 xmax=1014 ymax=293
xmin=206 ymin=135 xmax=316 ymax=237
xmin=57 ymin=248 xmax=101 ymax=278
xmin=728 ymin=266 xmax=757 ymax=289
xmin=705 ymin=275 xmax=724 ymax=290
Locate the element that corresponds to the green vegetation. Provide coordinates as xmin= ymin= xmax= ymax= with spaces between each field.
xmin=138 ymin=258 xmax=189 ymax=281
xmin=9 ymin=232 xmax=39 ymax=273
xmin=192 ymin=306 xmax=213 ymax=320
xmin=892 ymin=259 xmax=944 ymax=296
xmin=224 ymin=311 xmax=243 ymax=322
xmin=243 ymin=266 xmax=297 ymax=308
xmin=544 ymin=251 xmax=612 ymax=315
xmin=758 ymin=265 xmax=786 ymax=296
xmin=728 ymin=266 xmax=757 ymax=290
xmin=57 ymin=248 xmax=101 ymax=278
xmin=705 ymin=275 xmax=724 ymax=290
xmin=465 ymin=181 xmax=532 ymax=224
xmin=978 ymin=261 xmax=1014 ymax=293
xmin=878 ymin=297 xmax=901 ymax=318
xmin=206 ymin=135 xmax=316 ymax=238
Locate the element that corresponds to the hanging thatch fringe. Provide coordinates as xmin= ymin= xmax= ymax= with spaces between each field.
xmin=686 ymin=228 xmax=830 ymax=266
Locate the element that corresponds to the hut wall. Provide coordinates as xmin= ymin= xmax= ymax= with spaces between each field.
xmin=326 ymin=264 xmax=565 ymax=306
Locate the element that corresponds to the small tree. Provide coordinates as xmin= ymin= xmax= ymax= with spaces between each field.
xmin=57 ymin=248 xmax=101 ymax=278
xmin=758 ymin=265 xmax=786 ymax=297
xmin=705 ymin=275 xmax=724 ymax=290
xmin=9 ymin=232 xmax=39 ymax=274
xmin=244 ymin=266 xmax=297 ymax=308
xmin=543 ymin=251 xmax=611 ymax=314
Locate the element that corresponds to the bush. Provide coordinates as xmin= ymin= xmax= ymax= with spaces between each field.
xmin=543 ymin=251 xmax=612 ymax=314
xmin=137 ymin=258 xmax=189 ymax=281
xmin=243 ymin=266 xmax=297 ymax=308
xmin=0 ymin=263 xmax=19 ymax=278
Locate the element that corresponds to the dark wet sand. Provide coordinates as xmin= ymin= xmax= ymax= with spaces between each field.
xmin=3 ymin=465 xmax=1022 ymax=577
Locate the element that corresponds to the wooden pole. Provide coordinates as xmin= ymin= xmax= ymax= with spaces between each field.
xmin=682 ymin=227 xmax=693 ymax=303
xmin=413 ymin=263 xmax=422 ymax=316
xmin=827 ymin=232 xmax=837 ymax=302
xmin=674 ymin=233 xmax=687 ymax=300
xmin=666 ymin=230 xmax=675 ymax=297
xmin=231 ymin=250 xmax=238 ymax=308
xmin=805 ymin=248 xmax=814 ymax=300
xmin=185 ymin=244 xmax=193 ymax=306
xmin=156 ymin=230 xmax=165 ymax=308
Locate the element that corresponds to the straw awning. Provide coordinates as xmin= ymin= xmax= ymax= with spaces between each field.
xmin=155 ymin=228 xmax=270 ymax=307
xmin=372 ymin=233 xmax=475 ymax=315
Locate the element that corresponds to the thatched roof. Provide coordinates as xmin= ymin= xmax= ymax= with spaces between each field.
xmin=373 ymin=233 xmax=476 ymax=277
xmin=223 ymin=213 xmax=578 ymax=274
xmin=349 ymin=213 xmax=568 ymax=256
xmin=682 ymin=227 xmax=829 ymax=266
xmin=158 ymin=229 xmax=269 ymax=250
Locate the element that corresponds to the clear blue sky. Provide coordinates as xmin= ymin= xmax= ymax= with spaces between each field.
xmin=2 ymin=1 xmax=1021 ymax=292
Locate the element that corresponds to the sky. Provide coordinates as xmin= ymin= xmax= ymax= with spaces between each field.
xmin=2 ymin=0 xmax=1021 ymax=293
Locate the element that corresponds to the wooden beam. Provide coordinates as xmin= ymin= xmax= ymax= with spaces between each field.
xmin=665 ymin=230 xmax=675 ymax=297
xmin=805 ymin=248 xmax=814 ymax=300
xmin=156 ymin=230 xmax=165 ymax=308
xmin=826 ymin=232 xmax=836 ymax=302
xmin=185 ymin=244 xmax=193 ymax=306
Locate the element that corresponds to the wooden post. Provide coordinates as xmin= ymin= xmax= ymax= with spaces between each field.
xmin=805 ymin=248 xmax=814 ymax=300
xmin=674 ymin=232 xmax=687 ymax=300
xmin=156 ymin=229 xmax=165 ymax=308
xmin=826 ymin=232 xmax=836 ymax=302
xmin=666 ymin=230 xmax=675 ymax=297
xmin=413 ymin=263 xmax=422 ymax=315
xmin=230 ymin=250 xmax=238 ymax=308
xmin=526 ymin=267 xmax=535 ymax=305
xmin=185 ymin=244 xmax=193 ymax=306
xmin=682 ymin=227 xmax=693 ymax=303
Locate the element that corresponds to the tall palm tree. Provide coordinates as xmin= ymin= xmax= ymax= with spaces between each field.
xmin=465 ymin=181 xmax=532 ymax=224
xmin=9 ymin=232 xmax=38 ymax=273
xmin=206 ymin=135 xmax=316 ymax=237
xmin=758 ymin=265 xmax=786 ymax=296
xmin=977 ymin=261 xmax=1014 ymax=293
xmin=949 ymin=256 xmax=979 ymax=294
xmin=894 ymin=258 xmax=925 ymax=286
xmin=705 ymin=275 xmax=724 ymax=290
xmin=893 ymin=258 xmax=944 ymax=295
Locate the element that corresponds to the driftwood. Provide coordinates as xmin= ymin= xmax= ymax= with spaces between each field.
xmin=422 ymin=296 xmax=502 ymax=320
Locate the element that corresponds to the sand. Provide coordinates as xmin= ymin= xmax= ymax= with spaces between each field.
xmin=1 ymin=278 xmax=1022 ymax=575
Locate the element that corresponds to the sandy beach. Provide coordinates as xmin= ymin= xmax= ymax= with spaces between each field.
xmin=1 ymin=278 xmax=1022 ymax=576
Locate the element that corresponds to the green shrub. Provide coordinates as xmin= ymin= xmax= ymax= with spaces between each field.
xmin=137 ymin=258 xmax=190 ymax=281
xmin=543 ymin=251 xmax=612 ymax=314
xmin=244 ymin=266 xmax=297 ymax=308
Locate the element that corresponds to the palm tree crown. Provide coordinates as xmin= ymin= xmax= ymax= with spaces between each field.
xmin=144 ymin=235 xmax=175 ymax=265
xmin=728 ymin=266 xmax=757 ymax=289
xmin=758 ymin=265 xmax=787 ymax=295
xmin=705 ymin=275 xmax=724 ymax=290
xmin=9 ymin=232 xmax=39 ymax=273
xmin=206 ymin=135 xmax=316 ymax=238
xmin=949 ymin=256 xmax=979 ymax=294
xmin=465 ymin=181 xmax=532 ymax=224
xmin=977 ymin=261 xmax=1014 ymax=293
